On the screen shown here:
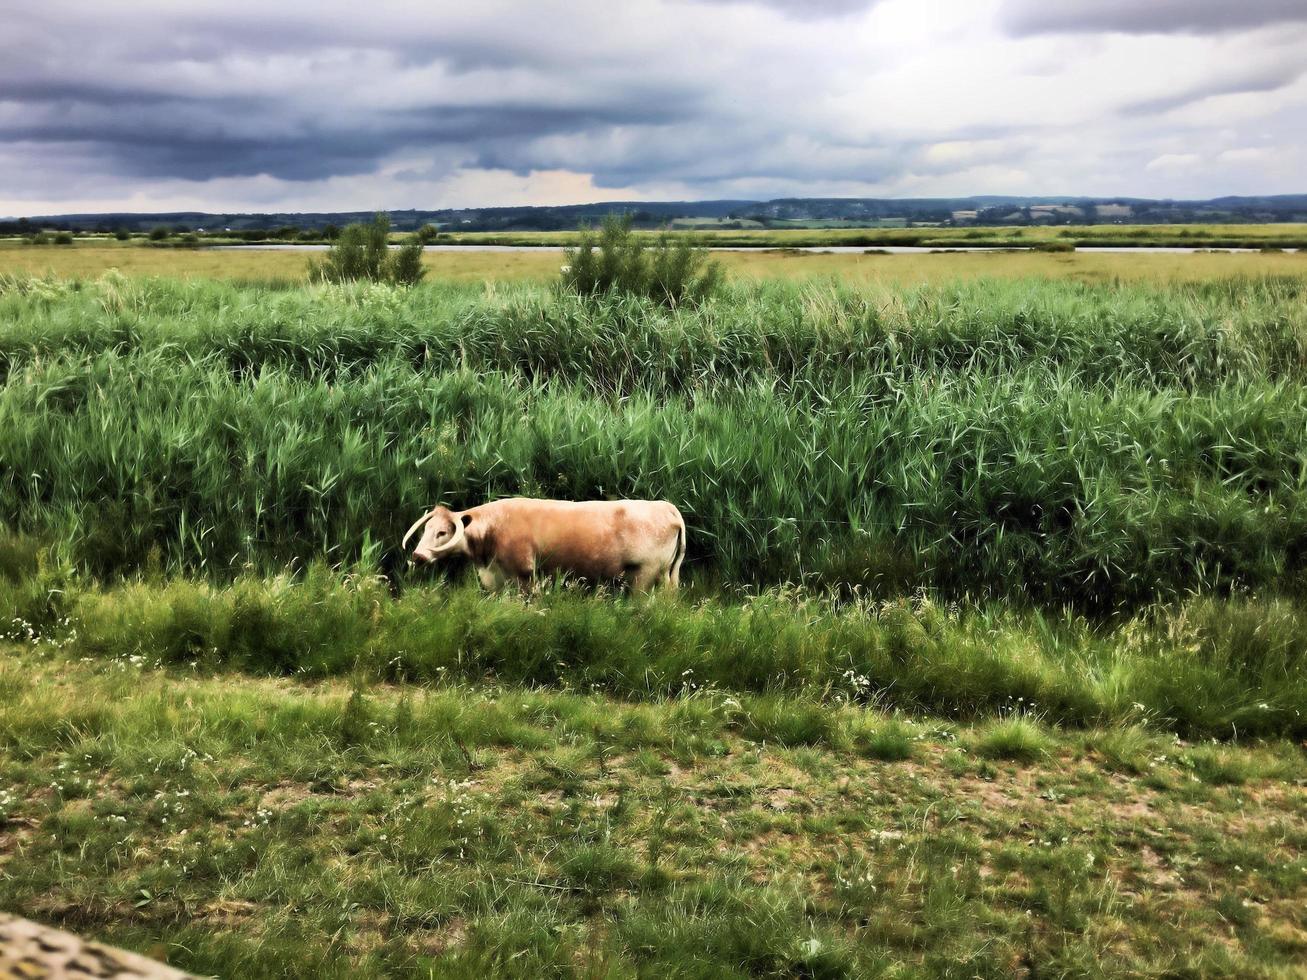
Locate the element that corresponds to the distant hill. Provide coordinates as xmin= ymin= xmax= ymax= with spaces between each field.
xmin=7 ymin=195 xmax=1307 ymax=233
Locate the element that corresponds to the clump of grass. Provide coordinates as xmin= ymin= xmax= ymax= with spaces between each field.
xmin=558 ymin=842 xmax=639 ymax=895
xmin=0 ymin=532 xmax=75 ymax=638
xmin=850 ymin=717 xmax=917 ymax=762
xmin=736 ymin=695 xmax=837 ymax=747
xmin=338 ymin=688 xmax=373 ymax=748
xmin=1182 ymin=745 xmax=1252 ymax=786
xmin=970 ymin=715 xmax=1054 ymax=762
xmin=562 ymin=214 xmax=722 ymax=306
xmin=1082 ymin=725 xmax=1157 ymax=775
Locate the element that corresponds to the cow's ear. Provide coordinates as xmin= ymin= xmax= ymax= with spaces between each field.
xmin=460 ymin=514 xmax=473 ymax=528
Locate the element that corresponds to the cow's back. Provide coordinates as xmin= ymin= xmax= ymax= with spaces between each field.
xmin=476 ymin=498 xmax=680 ymax=581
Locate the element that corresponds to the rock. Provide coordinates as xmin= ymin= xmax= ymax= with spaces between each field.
xmin=0 ymin=913 xmax=200 ymax=979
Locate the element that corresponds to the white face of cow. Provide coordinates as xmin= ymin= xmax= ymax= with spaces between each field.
xmin=405 ymin=506 xmax=470 ymax=564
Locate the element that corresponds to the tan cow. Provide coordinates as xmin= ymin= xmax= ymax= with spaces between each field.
xmin=403 ymin=497 xmax=686 ymax=592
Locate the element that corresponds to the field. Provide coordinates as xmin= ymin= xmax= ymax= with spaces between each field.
xmin=2 ymin=252 xmax=1307 ymax=976
xmin=12 ymin=220 xmax=1305 ymax=249
xmin=431 ymin=222 xmax=1307 ymax=249
xmin=4 ymin=240 xmax=1307 ymax=286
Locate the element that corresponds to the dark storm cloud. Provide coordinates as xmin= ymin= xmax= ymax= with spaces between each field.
xmin=1001 ymin=0 xmax=1307 ymax=36
xmin=0 ymin=4 xmax=710 ymax=185
xmin=2 ymin=0 xmax=1304 ymax=211
xmin=1 ymin=87 xmax=698 ymax=183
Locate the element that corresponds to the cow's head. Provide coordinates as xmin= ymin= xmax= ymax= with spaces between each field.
xmin=403 ymin=506 xmax=471 ymax=564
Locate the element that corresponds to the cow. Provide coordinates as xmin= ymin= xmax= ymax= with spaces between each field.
xmin=403 ymin=497 xmax=686 ymax=592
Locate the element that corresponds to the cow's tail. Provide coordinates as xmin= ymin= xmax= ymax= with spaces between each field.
xmin=668 ymin=511 xmax=686 ymax=588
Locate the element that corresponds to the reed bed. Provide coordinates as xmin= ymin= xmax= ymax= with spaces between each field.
xmin=2 ymin=273 xmax=1306 ymax=609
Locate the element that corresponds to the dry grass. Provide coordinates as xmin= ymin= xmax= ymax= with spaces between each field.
xmin=2 ymin=242 xmax=1306 ymax=284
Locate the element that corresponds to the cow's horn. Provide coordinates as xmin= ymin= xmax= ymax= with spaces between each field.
xmin=402 ymin=510 xmax=435 ymax=550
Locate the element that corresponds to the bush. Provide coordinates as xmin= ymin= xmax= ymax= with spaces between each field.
xmin=416 ymin=223 xmax=440 ymax=244
xmin=388 ymin=236 xmax=426 ymax=286
xmin=52 ymin=232 xmax=74 ymax=246
xmin=308 ymin=213 xmax=426 ymax=286
xmin=562 ymin=215 xmax=721 ymax=306
xmin=113 ymin=228 xmax=131 ymax=241
xmin=148 ymin=227 xmax=171 ymax=241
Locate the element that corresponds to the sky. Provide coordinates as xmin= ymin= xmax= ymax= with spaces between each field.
xmin=2 ymin=0 xmax=1305 ymax=215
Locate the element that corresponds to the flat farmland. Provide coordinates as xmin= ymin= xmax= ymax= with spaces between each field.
xmin=3 ymin=241 xmax=1307 ymax=284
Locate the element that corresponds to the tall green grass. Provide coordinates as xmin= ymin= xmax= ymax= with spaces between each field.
xmin=1 ymin=273 xmax=1305 ymax=609
xmin=2 ymin=274 xmax=1304 ymax=391
xmin=3 ymin=349 xmax=1305 ymax=607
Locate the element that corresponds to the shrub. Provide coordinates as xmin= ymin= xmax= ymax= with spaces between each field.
xmin=388 ymin=236 xmax=426 ymax=286
xmin=416 ymin=223 xmax=440 ymax=244
xmin=52 ymin=232 xmax=74 ymax=246
xmin=113 ymin=228 xmax=131 ymax=241
xmin=308 ymin=213 xmax=426 ymax=286
xmin=562 ymin=215 xmax=722 ymax=306
xmin=147 ymin=226 xmax=171 ymax=241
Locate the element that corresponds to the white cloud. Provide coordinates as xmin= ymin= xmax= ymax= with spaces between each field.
xmin=1218 ymin=147 xmax=1271 ymax=164
xmin=1145 ymin=153 xmax=1203 ymax=172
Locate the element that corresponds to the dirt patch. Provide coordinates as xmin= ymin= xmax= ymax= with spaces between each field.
xmin=412 ymin=916 xmax=468 ymax=957
xmin=1136 ymin=846 xmax=1182 ymax=890
xmin=765 ymin=788 xmax=799 ymax=812
xmin=201 ymin=899 xmax=259 ymax=926
xmin=1106 ymin=799 xmax=1155 ymax=824
xmin=259 ymin=783 xmax=313 ymax=809
xmin=954 ymin=778 xmax=1023 ymax=813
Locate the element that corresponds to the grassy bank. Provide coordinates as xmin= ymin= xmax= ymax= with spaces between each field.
xmin=5 ymin=552 xmax=1307 ymax=739
xmin=1 ymin=650 xmax=1303 ymax=977
xmin=1 ymin=275 xmax=1306 ymax=609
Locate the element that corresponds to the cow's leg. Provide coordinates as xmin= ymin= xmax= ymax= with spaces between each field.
xmin=476 ymin=563 xmax=506 ymax=590
xmin=627 ymin=563 xmax=665 ymax=594
xmin=495 ymin=543 xmax=536 ymax=594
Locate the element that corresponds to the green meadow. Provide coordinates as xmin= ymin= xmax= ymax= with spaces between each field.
xmin=1 ymin=262 xmax=1306 ymax=976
